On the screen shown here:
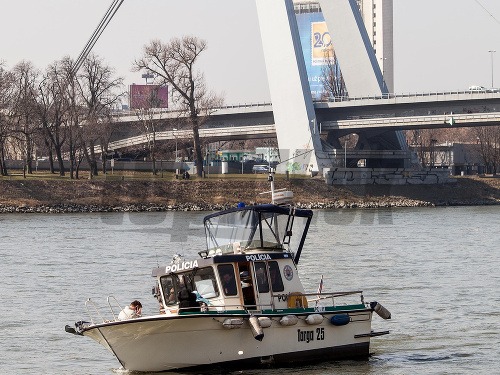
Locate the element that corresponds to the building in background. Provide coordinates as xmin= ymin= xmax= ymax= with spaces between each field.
xmin=356 ymin=0 xmax=394 ymax=93
xmin=293 ymin=0 xmax=394 ymax=98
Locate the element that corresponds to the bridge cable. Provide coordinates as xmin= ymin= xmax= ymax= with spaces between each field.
xmin=71 ymin=0 xmax=125 ymax=75
xmin=473 ymin=0 xmax=500 ymax=26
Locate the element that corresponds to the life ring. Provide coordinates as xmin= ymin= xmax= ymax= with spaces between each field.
xmin=287 ymin=292 xmax=308 ymax=309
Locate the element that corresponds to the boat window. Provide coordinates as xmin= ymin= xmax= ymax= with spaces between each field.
xmin=269 ymin=261 xmax=285 ymax=292
xmin=218 ymin=264 xmax=238 ymax=296
xmin=193 ymin=267 xmax=219 ymax=299
xmin=259 ymin=212 xmax=286 ymax=249
xmin=160 ymin=275 xmax=177 ymax=306
xmin=205 ymin=210 xmax=256 ymax=252
xmin=255 ymin=262 xmax=270 ymax=293
xmin=204 ymin=206 xmax=312 ymax=258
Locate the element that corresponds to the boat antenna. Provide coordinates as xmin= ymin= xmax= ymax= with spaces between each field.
xmin=268 ymin=169 xmax=275 ymax=203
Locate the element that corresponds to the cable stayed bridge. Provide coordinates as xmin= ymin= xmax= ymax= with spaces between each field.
xmin=108 ymin=90 xmax=500 ymax=150
xmin=82 ymin=0 xmax=499 ymax=182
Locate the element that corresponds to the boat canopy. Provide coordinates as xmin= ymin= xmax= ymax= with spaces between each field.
xmin=203 ymin=204 xmax=313 ymax=263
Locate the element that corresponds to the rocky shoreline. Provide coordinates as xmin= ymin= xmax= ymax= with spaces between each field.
xmin=0 ymin=176 xmax=499 ymax=214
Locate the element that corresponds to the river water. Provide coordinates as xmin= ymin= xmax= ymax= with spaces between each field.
xmin=0 ymin=206 xmax=498 ymax=374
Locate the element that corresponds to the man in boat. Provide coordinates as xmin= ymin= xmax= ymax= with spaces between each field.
xmin=118 ymin=300 xmax=142 ymax=320
xmin=222 ymin=272 xmax=237 ymax=295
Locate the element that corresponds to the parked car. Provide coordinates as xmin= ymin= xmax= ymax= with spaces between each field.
xmin=252 ymin=164 xmax=270 ymax=174
xmin=468 ymin=85 xmax=486 ymax=92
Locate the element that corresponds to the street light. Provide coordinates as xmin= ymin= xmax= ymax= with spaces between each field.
xmin=344 ymin=140 xmax=347 ymax=168
xmin=488 ymin=50 xmax=496 ymax=88
xmin=172 ymin=128 xmax=178 ymax=161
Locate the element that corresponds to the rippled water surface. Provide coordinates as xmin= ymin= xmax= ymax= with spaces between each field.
xmin=0 ymin=206 xmax=499 ymax=374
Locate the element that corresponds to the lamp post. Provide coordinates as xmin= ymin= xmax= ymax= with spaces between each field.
xmin=172 ymin=128 xmax=178 ymax=161
xmin=488 ymin=50 xmax=496 ymax=88
xmin=344 ymin=140 xmax=347 ymax=168
xmin=310 ymin=118 xmax=316 ymax=134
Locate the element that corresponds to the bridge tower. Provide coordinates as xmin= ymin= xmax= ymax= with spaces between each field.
xmin=255 ymin=0 xmax=329 ymax=175
xmin=255 ymin=0 xmax=408 ymax=174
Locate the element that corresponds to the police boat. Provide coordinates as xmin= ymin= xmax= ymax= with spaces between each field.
xmin=65 ymin=172 xmax=391 ymax=372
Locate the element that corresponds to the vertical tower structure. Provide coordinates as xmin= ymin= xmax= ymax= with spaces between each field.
xmin=356 ymin=0 xmax=394 ymax=93
xmin=255 ymin=0 xmax=327 ymax=174
xmin=319 ymin=0 xmax=385 ymax=97
xmin=256 ymin=0 xmax=406 ymax=174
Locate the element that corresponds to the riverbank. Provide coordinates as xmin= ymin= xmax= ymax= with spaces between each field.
xmin=0 ymin=175 xmax=499 ymax=213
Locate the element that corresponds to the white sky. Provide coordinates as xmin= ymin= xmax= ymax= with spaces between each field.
xmin=1 ymin=0 xmax=500 ymax=104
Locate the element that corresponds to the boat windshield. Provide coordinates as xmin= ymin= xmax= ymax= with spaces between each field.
xmin=203 ymin=205 xmax=312 ymax=256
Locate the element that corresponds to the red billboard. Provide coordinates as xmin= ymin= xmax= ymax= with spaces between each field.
xmin=129 ymin=84 xmax=168 ymax=109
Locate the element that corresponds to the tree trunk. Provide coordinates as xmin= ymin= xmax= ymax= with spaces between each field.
xmin=100 ymin=144 xmax=107 ymax=174
xmin=0 ymin=146 xmax=7 ymax=176
xmin=55 ymin=146 xmax=65 ymax=177
xmin=89 ymin=140 xmax=98 ymax=177
xmin=25 ymin=135 xmax=33 ymax=174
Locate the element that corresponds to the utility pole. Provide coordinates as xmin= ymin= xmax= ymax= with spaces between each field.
xmin=488 ymin=50 xmax=496 ymax=88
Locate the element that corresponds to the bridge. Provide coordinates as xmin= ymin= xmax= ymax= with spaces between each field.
xmin=108 ymin=90 xmax=500 ymax=149
xmin=101 ymin=0 xmax=500 ymax=182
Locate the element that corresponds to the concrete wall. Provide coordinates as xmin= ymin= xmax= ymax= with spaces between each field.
xmin=325 ymin=167 xmax=455 ymax=185
xmin=4 ymin=160 xmax=193 ymax=173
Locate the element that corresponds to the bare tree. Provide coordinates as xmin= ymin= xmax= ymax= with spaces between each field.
xmin=34 ymin=58 xmax=73 ymax=176
xmin=320 ymin=49 xmax=348 ymax=100
xmin=407 ymin=129 xmax=440 ymax=168
xmin=474 ymin=125 xmax=500 ymax=175
xmin=77 ymin=54 xmax=124 ymax=177
xmin=0 ymin=62 xmax=15 ymax=175
xmin=134 ymin=36 xmax=223 ymax=177
xmin=135 ymin=109 xmax=160 ymax=175
xmin=9 ymin=61 xmax=40 ymax=177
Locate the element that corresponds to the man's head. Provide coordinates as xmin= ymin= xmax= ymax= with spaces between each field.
xmin=130 ymin=300 xmax=142 ymax=312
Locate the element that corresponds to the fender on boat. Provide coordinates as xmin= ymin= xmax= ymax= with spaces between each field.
xmin=248 ymin=315 xmax=264 ymax=341
xmin=330 ymin=314 xmax=350 ymax=326
xmin=370 ymin=301 xmax=391 ymax=320
xmin=258 ymin=316 xmax=272 ymax=328
xmin=279 ymin=315 xmax=299 ymax=326
xmin=305 ymin=314 xmax=323 ymax=325
xmin=223 ymin=318 xmax=244 ymax=329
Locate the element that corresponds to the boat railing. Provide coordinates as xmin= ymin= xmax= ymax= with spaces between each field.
xmin=304 ymin=290 xmax=365 ymax=308
xmin=176 ymin=291 xmax=364 ymax=315
xmin=84 ymin=296 xmax=125 ymax=324
xmin=177 ymin=302 xmax=274 ymax=314
xmin=84 ymin=298 xmax=108 ymax=325
xmin=106 ymin=295 xmax=124 ymax=321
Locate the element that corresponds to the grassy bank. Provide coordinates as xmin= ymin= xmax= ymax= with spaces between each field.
xmin=0 ymin=171 xmax=499 ymax=210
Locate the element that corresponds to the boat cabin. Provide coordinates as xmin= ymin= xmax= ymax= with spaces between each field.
xmin=152 ymin=204 xmax=314 ymax=313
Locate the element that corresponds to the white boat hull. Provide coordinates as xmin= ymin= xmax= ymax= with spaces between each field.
xmin=83 ymin=310 xmax=373 ymax=372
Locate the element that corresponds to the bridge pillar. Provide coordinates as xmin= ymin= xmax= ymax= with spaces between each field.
xmin=318 ymin=0 xmax=386 ymax=97
xmin=256 ymin=0 xmax=412 ymax=173
xmin=318 ymin=0 xmax=408 ymax=165
xmin=255 ymin=0 xmax=329 ymax=175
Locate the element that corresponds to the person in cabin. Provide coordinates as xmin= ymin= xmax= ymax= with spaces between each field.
xmin=167 ymin=287 xmax=176 ymax=303
xmin=269 ymin=266 xmax=284 ymax=292
xmin=118 ymin=300 xmax=142 ymax=321
xmin=222 ymin=272 xmax=238 ymax=295
xmin=255 ymin=267 xmax=269 ymax=292
xmin=177 ymin=287 xmax=200 ymax=312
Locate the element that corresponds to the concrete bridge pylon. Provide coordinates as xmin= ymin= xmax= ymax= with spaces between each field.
xmin=255 ymin=0 xmax=330 ymax=175
xmin=256 ymin=0 xmax=408 ymax=175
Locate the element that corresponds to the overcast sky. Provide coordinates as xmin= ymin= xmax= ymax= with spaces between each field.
xmin=1 ymin=0 xmax=500 ymax=104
